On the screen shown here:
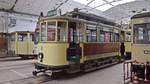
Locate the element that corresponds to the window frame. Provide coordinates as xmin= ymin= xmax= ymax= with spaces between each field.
xmin=39 ymin=20 xmax=68 ymax=43
xmin=133 ymin=23 xmax=150 ymax=44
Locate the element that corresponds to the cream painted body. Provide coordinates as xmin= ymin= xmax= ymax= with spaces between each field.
xmin=132 ymin=44 xmax=150 ymax=62
xmin=37 ymin=42 xmax=119 ymax=66
xmin=131 ymin=17 xmax=150 ymax=62
xmin=37 ymin=17 xmax=120 ymax=66
xmin=38 ymin=43 xmax=69 ymax=66
xmin=10 ymin=41 xmax=34 ymax=55
xmin=125 ymin=42 xmax=131 ymax=52
xmin=10 ymin=32 xmax=35 ymax=56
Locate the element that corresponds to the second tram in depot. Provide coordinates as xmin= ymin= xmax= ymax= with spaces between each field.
xmin=9 ymin=31 xmax=36 ymax=59
xmin=33 ymin=11 xmax=123 ymax=76
xmin=124 ymin=12 xmax=150 ymax=83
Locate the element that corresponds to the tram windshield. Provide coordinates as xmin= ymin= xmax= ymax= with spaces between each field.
xmin=18 ymin=34 xmax=28 ymax=41
xmin=40 ymin=21 xmax=67 ymax=42
xmin=34 ymin=29 xmax=39 ymax=44
xmin=125 ymin=32 xmax=131 ymax=42
xmin=133 ymin=23 xmax=150 ymax=44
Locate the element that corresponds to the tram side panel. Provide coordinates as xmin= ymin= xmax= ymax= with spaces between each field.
xmin=83 ymin=43 xmax=120 ymax=61
xmin=37 ymin=43 xmax=69 ymax=66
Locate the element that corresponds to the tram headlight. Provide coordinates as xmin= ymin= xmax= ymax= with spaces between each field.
xmin=38 ymin=53 xmax=44 ymax=62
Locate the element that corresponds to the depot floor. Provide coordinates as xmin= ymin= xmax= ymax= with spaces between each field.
xmin=0 ymin=57 xmax=125 ymax=84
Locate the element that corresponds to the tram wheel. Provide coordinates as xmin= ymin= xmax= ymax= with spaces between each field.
xmin=32 ymin=71 xmax=37 ymax=76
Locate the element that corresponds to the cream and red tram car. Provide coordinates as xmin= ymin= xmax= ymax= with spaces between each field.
xmin=10 ymin=31 xmax=36 ymax=59
xmin=33 ymin=12 xmax=122 ymax=76
xmin=124 ymin=12 xmax=150 ymax=83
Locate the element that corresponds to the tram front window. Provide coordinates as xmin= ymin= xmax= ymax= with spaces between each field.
xmin=18 ymin=34 xmax=27 ymax=41
xmin=125 ymin=32 xmax=131 ymax=42
xmin=11 ymin=34 xmax=15 ymax=42
xmin=47 ymin=21 xmax=56 ymax=41
xmin=133 ymin=23 xmax=150 ymax=44
xmin=57 ymin=21 xmax=67 ymax=42
xmin=41 ymin=22 xmax=47 ymax=41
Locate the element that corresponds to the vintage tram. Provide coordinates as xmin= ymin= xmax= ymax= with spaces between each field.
xmin=32 ymin=11 xmax=122 ymax=76
xmin=124 ymin=12 xmax=150 ymax=83
xmin=9 ymin=31 xmax=36 ymax=59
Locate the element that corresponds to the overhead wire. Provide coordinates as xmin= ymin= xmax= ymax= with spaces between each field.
xmin=55 ymin=0 xmax=70 ymax=10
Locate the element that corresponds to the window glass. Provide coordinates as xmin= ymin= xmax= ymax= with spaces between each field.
xmin=29 ymin=34 xmax=34 ymax=41
xmin=104 ymin=32 xmax=110 ymax=42
xmin=125 ymin=32 xmax=131 ymax=42
xmin=86 ymin=25 xmax=97 ymax=42
xmin=111 ymin=33 xmax=113 ymax=42
xmin=18 ymin=34 xmax=27 ymax=41
xmin=148 ymin=31 xmax=150 ymax=41
xmin=114 ymin=33 xmax=119 ymax=42
xmin=34 ymin=29 xmax=39 ymax=44
xmin=77 ymin=23 xmax=84 ymax=42
xmin=47 ymin=21 xmax=56 ymax=41
xmin=133 ymin=24 xmax=149 ymax=44
xmin=41 ymin=22 xmax=47 ymax=41
xmin=11 ymin=34 xmax=15 ymax=41
xmin=57 ymin=21 xmax=67 ymax=42
xmin=138 ymin=27 xmax=144 ymax=40
xmin=99 ymin=30 xmax=104 ymax=42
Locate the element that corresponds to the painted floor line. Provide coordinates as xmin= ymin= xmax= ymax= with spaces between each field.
xmin=10 ymin=69 xmax=28 ymax=78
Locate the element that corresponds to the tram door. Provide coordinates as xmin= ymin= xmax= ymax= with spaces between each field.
xmin=67 ymin=22 xmax=82 ymax=64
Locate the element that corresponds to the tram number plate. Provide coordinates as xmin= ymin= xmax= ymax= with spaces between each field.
xmin=144 ymin=50 xmax=150 ymax=54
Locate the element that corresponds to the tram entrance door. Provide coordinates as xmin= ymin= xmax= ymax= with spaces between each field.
xmin=67 ymin=22 xmax=82 ymax=64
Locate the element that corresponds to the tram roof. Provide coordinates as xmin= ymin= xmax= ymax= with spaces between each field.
xmin=39 ymin=16 xmax=120 ymax=30
xmin=66 ymin=11 xmax=116 ymax=26
xmin=131 ymin=12 xmax=150 ymax=19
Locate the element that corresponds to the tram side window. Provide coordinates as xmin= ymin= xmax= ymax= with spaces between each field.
xmin=57 ymin=21 xmax=67 ymax=42
xmin=138 ymin=27 xmax=144 ymax=40
xmin=41 ymin=22 xmax=47 ymax=41
xmin=104 ymin=32 xmax=111 ymax=42
xmin=133 ymin=24 xmax=147 ymax=44
xmin=86 ymin=29 xmax=97 ymax=42
xmin=125 ymin=32 xmax=131 ymax=42
xmin=114 ymin=33 xmax=119 ymax=42
xmin=47 ymin=21 xmax=56 ymax=41
xmin=29 ymin=34 xmax=34 ymax=41
xmin=99 ymin=30 xmax=104 ymax=42
xmin=111 ymin=33 xmax=113 ymax=42
xmin=11 ymin=34 xmax=15 ymax=41
xmin=148 ymin=31 xmax=150 ymax=41
xmin=147 ymin=24 xmax=150 ymax=41
xmin=18 ymin=34 xmax=27 ymax=41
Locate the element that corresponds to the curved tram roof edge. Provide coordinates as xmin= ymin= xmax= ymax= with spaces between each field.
xmin=39 ymin=16 xmax=121 ymax=30
xmin=131 ymin=12 xmax=150 ymax=19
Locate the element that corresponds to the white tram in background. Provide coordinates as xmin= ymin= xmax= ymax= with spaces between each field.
xmin=124 ymin=12 xmax=150 ymax=83
xmin=32 ymin=11 xmax=123 ymax=77
xmin=9 ymin=31 xmax=36 ymax=59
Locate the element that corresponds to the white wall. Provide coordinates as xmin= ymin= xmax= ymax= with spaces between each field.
xmin=0 ymin=12 xmax=9 ymax=33
xmin=0 ymin=12 xmax=38 ymax=33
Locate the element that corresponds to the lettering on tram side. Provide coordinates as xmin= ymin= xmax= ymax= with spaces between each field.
xmin=144 ymin=50 xmax=150 ymax=54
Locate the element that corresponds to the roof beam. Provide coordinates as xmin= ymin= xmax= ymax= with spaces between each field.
xmin=102 ymin=0 xmax=114 ymax=6
xmin=10 ymin=0 xmax=18 ymax=11
xmin=91 ymin=0 xmax=122 ymax=9
xmin=0 ymin=8 xmax=39 ymax=17
xmin=86 ymin=0 xmax=96 ymax=6
xmin=55 ymin=0 xmax=69 ymax=10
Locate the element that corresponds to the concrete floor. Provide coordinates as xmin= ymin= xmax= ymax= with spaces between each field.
xmin=0 ymin=57 xmax=126 ymax=84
